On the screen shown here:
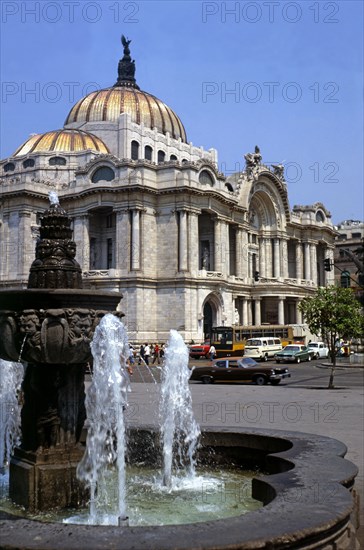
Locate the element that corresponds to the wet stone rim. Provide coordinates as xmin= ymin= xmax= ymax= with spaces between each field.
xmin=0 ymin=426 xmax=359 ymax=550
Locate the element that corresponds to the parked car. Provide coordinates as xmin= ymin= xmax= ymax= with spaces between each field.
xmin=189 ymin=343 xmax=210 ymax=359
xmin=307 ymin=341 xmax=329 ymax=359
xmin=190 ymin=357 xmax=290 ymax=385
xmin=275 ymin=345 xmax=315 ymax=364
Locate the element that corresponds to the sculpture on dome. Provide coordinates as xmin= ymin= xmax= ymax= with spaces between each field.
xmin=114 ymin=35 xmax=139 ymax=89
xmin=244 ymin=146 xmax=262 ymax=178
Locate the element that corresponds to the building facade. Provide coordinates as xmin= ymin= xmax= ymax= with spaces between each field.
xmin=0 ymin=38 xmax=337 ymax=342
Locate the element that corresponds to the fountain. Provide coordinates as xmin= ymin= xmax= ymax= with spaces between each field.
xmin=160 ymin=330 xmax=200 ymax=487
xmin=0 ymin=193 xmax=122 ymax=511
xmin=0 ymin=194 xmax=361 ymax=548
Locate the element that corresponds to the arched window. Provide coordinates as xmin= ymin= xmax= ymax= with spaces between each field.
xmin=145 ymin=145 xmax=153 ymax=161
xmin=91 ymin=166 xmax=115 ymax=183
xmin=4 ymin=162 xmax=15 ymax=172
xmin=199 ymin=170 xmax=214 ymax=185
xmin=225 ymin=182 xmax=234 ymax=192
xmin=23 ymin=158 xmax=35 ymax=168
xmin=49 ymin=156 xmax=66 ymax=166
xmin=170 ymin=154 xmax=177 ymax=161
xmin=316 ymin=210 xmax=325 ymax=222
xmin=158 ymin=150 xmax=166 ymax=163
xmin=131 ymin=140 xmax=139 ymax=160
xmin=182 ymin=159 xmax=188 ymax=164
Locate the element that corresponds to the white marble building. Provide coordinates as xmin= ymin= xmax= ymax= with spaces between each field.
xmin=0 ymin=38 xmax=336 ymax=342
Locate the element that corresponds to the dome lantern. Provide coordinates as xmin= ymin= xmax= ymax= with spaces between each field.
xmin=114 ymin=35 xmax=140 ymax=90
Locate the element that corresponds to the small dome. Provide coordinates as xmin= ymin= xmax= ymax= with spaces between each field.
xmin=64 ymin=87 xmax=187 ymax=143
xmin=13 ymin=129 xmax=109 ymax=157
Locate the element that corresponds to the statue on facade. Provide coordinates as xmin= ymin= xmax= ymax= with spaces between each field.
xmin=272 ymin=164 xmax=285 ymax=180
xmin=202 ymin=246 xmax=210 ymax=270
xmin=244 ymin=146 xmax=262 ymax=178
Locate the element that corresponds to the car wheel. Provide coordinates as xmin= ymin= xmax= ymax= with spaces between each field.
xmin=296 ymin=357 xmax=301 ymax=364
xmin=254 ymin=375 xmax=266 ymax=386
xmin=201 ymin=376 xmax=212 ymax=384
xmin=308 ymin=355 xmax=312 ymax=362
xmin=262 ymin=354 xmax=268 ymax=362
xmin=316 ymin=352 xmax=320 ymax=360
xmin=270 ymin=379 xmax=280 ymax=385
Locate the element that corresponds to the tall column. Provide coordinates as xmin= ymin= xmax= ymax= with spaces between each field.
xmin=214 ymin=218 xmax=221 ymax=272
xmin=235 ymin=228 xmax=243 ymax=277
xmin=296 ymin=241 xmax=303 ymax=280
xmin=254 ymin=298 xmax=261 ymax=326
xmin=115 ymin=209 xmax=130 ymax=270
xmin=304 ymin=242 xmax=311 ymax=280
xmin=310 ymin=243 xmax=317 ymax=285
xmin=73 ymin=214 xmax=90 ymax=272
xmin=281 ymin=239 xmax=289 ymax=279
xmin=224 ymin=222 xmax=230 ymax=275
xmin=296 ymin=300 xmax=302 ymax=324
xmin=278 ymin=297 xmax=285 ymax=325
xmin=241 ymin=231 xmax=248 ymax=279
xmin=247 ymin=299 xmax=252 ymax=325
xmin=273 ymin=238 xmax=280 ymax=278
xmin=18 ymin=211 xmax=32 ymax=278
xmin=189 ymin=210 xmax=199 ymax=274
xmin=242 ymin=298 xmax=248 ymax=326
xmin=178 ymin=210 xmax=188 ymax=271
xmin=265 ymin=238 xmax=273 ymax=278
xmin=131 ymin=209 xmax=141 ymax=270
xmin=259 ymin=238 xmax=266 ymax=278
xmin=0 ymin=214 xmax=9 ymax=279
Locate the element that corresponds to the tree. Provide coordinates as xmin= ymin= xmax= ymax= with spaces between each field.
xmin=299 ymin=286 xmax=363 ymax=389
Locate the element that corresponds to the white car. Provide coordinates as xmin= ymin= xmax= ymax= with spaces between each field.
xmin=307 ymin=342 xmax=329 ymax=359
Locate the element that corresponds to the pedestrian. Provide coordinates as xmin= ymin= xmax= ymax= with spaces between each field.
xmin=209 ymin=344 xmax=216 ymax=361
xmin=127 ymin=345 xmax=135 ymax=374
xmin=138 ymin=343 xmax=145 ymax=365
xmin=144 ymin=343 xmax=151 ymax=366
xmin=159 ymin=343 xmax=165 ymax=361
xmin=152 ymin=343 xmax=160 ymax=365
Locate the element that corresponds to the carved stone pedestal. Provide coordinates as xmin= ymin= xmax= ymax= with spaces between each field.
xmin=9 ymin=446 xmax=88 ymax=512
xmin=10 ymin=363 xmax=89 ymax=512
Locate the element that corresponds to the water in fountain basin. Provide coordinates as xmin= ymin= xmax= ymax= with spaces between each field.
xmin=0 ymin=360 xmax=23 ymax=472
xmin=76 ymin=314 xmax=130 ymax=525
xmin=160 ymin=330 xmax=201 ymax=488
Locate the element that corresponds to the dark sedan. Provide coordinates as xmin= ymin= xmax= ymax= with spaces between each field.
xmin=189 ymin=357 xmax=290 ymax=385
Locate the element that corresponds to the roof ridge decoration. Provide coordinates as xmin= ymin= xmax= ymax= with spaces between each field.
xmin=114 ymin=35 xmax=140 ymax=90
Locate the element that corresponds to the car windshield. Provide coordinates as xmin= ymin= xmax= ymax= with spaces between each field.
xmin=246 ymin=339 xmax=261 ymax=346
xmin=284 ymin=345 xmax=300 ymax=351
xmin=238 ymin=358 xmax=256 ymax=368
xmin=309 ymin=343 xmax=318 ymax=348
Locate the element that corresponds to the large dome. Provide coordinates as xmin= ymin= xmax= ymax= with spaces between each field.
xmin=13 ymin=129 xmax=109 ymax=157
xmin=64 ymin=35 xmax=187 ymax=143
xmin=64 ymin=87 xmax=187 ymax=143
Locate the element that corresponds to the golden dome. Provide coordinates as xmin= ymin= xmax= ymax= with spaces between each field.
xmin=13 ymin=129 xmax=109 ymax=157
xmin=64 ymin=87 xmax=187 ymax=143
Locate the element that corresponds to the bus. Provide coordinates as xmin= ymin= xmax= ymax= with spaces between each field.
xmin=210 ymin=324 xmax=314 ymax=357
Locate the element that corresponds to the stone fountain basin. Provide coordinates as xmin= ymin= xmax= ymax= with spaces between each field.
xmin=0 ymin=289 xmax=122 ymax=364
xmin=0 ymin=426 xmax=359 ymax=549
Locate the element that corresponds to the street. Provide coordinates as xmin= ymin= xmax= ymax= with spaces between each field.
xmin=124 ymin=359 xmax=364 ymax=545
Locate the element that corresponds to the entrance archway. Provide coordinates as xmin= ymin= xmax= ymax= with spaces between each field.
xmin=203 ymin=302 xmax=213 ymax=341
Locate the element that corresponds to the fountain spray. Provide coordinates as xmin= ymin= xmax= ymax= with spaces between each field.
xmin=76 ymin=314 xmax=130 ymax=525
xmin=159 ymin=330 xmax=200 ymax=487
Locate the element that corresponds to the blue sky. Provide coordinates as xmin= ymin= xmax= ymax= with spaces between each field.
xmin=1 ymin=0 xmax=363 ymax=224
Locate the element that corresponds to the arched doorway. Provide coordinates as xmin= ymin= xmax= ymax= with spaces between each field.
xmin=203 ymin=302 xmax=213 ymax=341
